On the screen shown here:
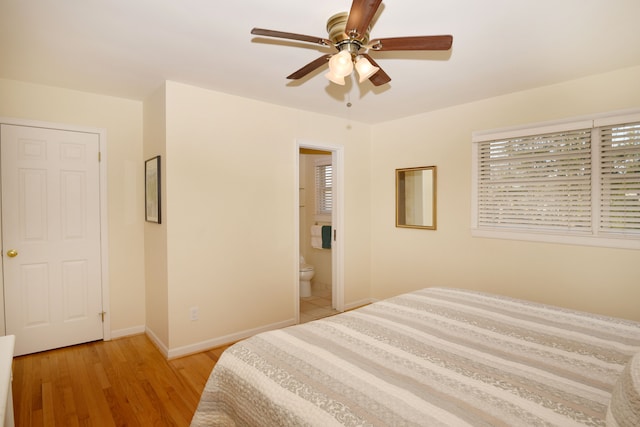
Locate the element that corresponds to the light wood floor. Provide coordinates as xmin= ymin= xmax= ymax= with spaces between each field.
xmin=11 ymin=290 xmax=336 ymax=426
xmin=12 ymin=334 xmax=231 ymax=426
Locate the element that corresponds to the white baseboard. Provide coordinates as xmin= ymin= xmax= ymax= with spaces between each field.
xmin=163 ymin=318 xmax=297 ymax=359
xmin=110 ymin=307 xmax=377 ymax=360
xmin=110 ymin=325 xmax=145 ymax=339
xmin=145 ymin=326 xmax=170 ymax=358
xmin=344 ymin=298 xmax=373 ymax=311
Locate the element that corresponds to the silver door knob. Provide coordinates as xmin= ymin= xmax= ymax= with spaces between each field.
xmin=6 ymin=249 xmax=18 ymax=258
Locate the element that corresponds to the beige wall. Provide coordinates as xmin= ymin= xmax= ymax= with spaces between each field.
xmin=370 ymin=65 xmax=640 ymax=322
xmin=143 ymin=84 xmax=169 ymax=347
xmin=1 ymin=64 xmax=638 ymax=357
xmin=0 ymin=78 xmax=146 ymax=334
xmin=159 ymin=81 xmax=372 ymax=353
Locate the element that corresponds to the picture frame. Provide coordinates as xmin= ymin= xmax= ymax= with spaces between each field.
xmin=145 ymin=155 xmax=161 ymax=223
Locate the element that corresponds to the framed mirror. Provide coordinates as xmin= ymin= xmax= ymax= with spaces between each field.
xmin=396 ymin=166 xmax=437 ymax=230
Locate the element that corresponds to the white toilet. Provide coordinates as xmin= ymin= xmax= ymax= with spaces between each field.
xmin=299 ymin=255 xmax=315 ymax=298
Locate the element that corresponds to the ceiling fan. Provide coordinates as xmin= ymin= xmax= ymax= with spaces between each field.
xmin=250 ymin=0 xmax=453 ymax=86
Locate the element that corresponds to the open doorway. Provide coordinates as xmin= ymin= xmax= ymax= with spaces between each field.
xmin=296 ymin=142 xmax=344 ymax=323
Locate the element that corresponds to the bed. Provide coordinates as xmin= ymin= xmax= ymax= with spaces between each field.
xmin=191 ymin=287 xmax=640 ymax=426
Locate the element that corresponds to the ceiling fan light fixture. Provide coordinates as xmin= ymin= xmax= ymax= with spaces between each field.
xmin=324 ymin=70 xmax=346 ymax=85
xmin=355 ymin=56 xmax=379 ymax=83
xmin=252 ymin=0 xmax=452 ymax=88
xmin=328 ymin=50 xmax=353 ymax=77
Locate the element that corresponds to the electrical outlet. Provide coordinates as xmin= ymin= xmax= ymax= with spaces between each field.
xmin=190 ymin=306 xmax=199 ymax=321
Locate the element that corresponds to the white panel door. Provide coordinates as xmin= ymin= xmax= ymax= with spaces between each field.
xmin=1 ymin=124 xmax=103 ymax=356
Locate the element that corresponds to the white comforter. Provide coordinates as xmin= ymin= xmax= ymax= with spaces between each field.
xmin=192 ymin=287 xmax=640 ymax=426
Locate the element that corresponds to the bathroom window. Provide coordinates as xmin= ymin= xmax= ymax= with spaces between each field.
xmin=315 ymin=159 xmax=332 ymax=219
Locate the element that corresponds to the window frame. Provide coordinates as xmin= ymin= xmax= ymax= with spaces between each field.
xmin=471 ymin=109 xmax=640 ymax=250
xmin=314 ymin=158 xmax=332 ymax=222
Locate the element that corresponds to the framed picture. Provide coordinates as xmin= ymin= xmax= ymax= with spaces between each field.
xmin=145 ymin=155 xmax=161 ymax=223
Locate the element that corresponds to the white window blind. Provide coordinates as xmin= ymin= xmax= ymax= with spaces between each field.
xmin=477 ymin=129 xmax=592 ymax=232
xmin=472 ymin=110 xmax=640 ymax=249
xmin=315 ymin=161 xmax=332 ymax=216
xmin=599 ymin=122 xmax=640 ymax=235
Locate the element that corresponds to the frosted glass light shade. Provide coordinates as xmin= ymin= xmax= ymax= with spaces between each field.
xmin=324 ymin=70 xmax=346 ymax=85
xmin=355 ymin=56 xmax=380 ymax=83
xmin=328 ymin=50 xmax=353 ymax=77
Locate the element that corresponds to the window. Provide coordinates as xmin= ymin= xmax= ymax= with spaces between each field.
xmin=599 ymin=122 xmax=640 ymax=235
xmin=472 ymin=111 xmax=640 ymax=249
xmin=315 ymin=159 xmax=332 ymax=218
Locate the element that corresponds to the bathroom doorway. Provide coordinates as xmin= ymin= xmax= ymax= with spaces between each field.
xmin=296 ymin=142 xmax=344 ymax=323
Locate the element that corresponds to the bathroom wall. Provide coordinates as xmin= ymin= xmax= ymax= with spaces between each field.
xmin=299 ymin=152 xmax=308 ymax=257
xmin=300 ymin=151 xmax=332 ymax=293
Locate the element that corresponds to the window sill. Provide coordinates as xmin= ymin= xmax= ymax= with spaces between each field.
xmin=314 ymin=214 xmax=332 ymax=224
xmin=471 ymin=228 xmax=640 ymax=250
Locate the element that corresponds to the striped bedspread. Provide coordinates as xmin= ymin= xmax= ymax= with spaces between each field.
xmin=191 ymin=287 xmax=640 ymax=426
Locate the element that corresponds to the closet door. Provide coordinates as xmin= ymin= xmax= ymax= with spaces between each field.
xmin=1 ymin=124 xmax=104 ymax=356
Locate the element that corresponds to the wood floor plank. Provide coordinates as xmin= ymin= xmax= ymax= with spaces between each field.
xmin=12 ymin=334 xmax=230 ymax=426
xmin=68 ymin=347 xmax=108 ymax=426
xmin=41 ymin=382 xmax=55 ymax=426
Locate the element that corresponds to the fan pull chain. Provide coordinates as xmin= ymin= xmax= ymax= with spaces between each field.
xmin=345 ymin=93 xmax=353 ymax=130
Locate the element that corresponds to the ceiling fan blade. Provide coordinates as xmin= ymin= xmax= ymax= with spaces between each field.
xmin=369 ymin=35 xmax=453 ymax=51
xmin=251 ymin=28 xmax=332 ymax=47
xmin=361 ymin=54 xmax=391 ymax=86
xmin=345 ymin=0 xmax=383 ymax=39
xmin=287 ymin=54 xmax=332 ymax=80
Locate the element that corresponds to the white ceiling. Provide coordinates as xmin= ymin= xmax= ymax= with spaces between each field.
xmin=1 ymin=0 xmax=639 ymax=124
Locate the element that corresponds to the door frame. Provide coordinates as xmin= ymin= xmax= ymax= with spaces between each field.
xmin=0 ymin=117 xmax=111 ymax=341
xmin=295 ymin=140 xmax=344 ymax=322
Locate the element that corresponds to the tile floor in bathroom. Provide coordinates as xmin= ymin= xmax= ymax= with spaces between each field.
xmin=300 ymin=286 xmax=339 ymax=323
